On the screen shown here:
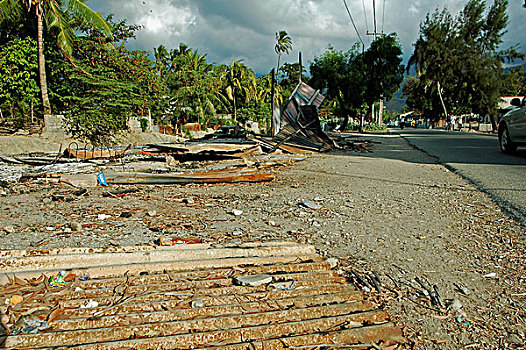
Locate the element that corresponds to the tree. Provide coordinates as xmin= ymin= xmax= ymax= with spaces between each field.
xmin=502 ymin=66 xmax=526 ymax=96
xmin=274 ymin=30 xmax=292 ymax=81
xmin=278 ymin=62 xmax=307 ymax=97
xmin=406 ymin=9 xmax=459 ymax=120
xmin=219 ymin=59 xmax=257 ymax=122
xmin=310 ymin=45 xmax=366 ymax=130
xmin=310 ymin=37 xmax=403 ymax=131
xmin=155 ymin=43 xmax=226 ymax=125
xmin=405 ymin=0 xmax=523 ymax=128
xmin=0 ymin=0 xmax=113 ymax=115
xmin=0 ymin=36 xmax=40 ymax=127
xmin=363 ymin=34 xmax=404 ymax=110
xmin=60 ymin=18 xmax=166 ymax=145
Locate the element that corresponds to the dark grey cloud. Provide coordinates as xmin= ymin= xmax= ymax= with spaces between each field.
xmin=88 ymin=0 xmax=526 ymax=74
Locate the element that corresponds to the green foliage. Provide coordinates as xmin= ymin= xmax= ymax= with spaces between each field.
xmin=62 ymin=67 xmax=134 ymax=144
xmin=0 ymin=36 xmax=40 ymax=127
xmin=238 ymin=100 xmax=270 ymax=126
xmin=0 ymin=0 xmax=114 ymax=116
xmin=278 ymin=62 xmax=306 ymax=97
xmin=310 ymin=38 xmax=403 ymax=130
xmin=60 ymin=18 xmax=167 ymax=144
xmin=363 ymin=34 xmax=404 ymax=104
xmin=257 ymin=72 xmax=282 ymax=106
xmin=363 ymin=123 xmax=387 ymax=131
xmin=218 ymin=59 xmax=257 ymax=121
xmin=140 ymin=118 xmax=149 ymax=132
xmin=502 ymin=66 xmax=526 ymax=96
xmin=205 ymin=115 xmax=236 ymax=128
xmin=155 ymin=43 xmax=225 ymax=125
xmin=345 ymin=122 xmax=386 ymax=132
xmin=405 ymin=0 xmax=524 ymax=127
xmin=310 ymin=45 xmax=365 ymax=130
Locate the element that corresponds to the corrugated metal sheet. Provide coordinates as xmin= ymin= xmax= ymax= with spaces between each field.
xmin=0 ymin=243 xmax=405 ymax=349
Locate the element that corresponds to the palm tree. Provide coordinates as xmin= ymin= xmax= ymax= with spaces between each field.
xmin=0 ymin=0 xmax=113 ymax=115
xmin=274 ymin=30 xmax=292 ymax=81
xmin=220 ymin=59 xmax=257 ymax=122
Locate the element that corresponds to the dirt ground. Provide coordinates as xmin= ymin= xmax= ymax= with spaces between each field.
xmin=0 ymin=132 xmax=524 ymax=349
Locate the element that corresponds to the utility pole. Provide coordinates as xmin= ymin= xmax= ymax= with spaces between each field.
xmin=366 ymin=0 xmax=385 ymax=126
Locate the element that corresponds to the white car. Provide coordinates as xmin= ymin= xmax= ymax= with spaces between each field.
xmin=498 ymin=97 xmax=526 ymax=153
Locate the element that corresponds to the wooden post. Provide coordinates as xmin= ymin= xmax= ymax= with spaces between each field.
xmin=299 ymin=52 xmax=303 ymax=83
xmin=270 ymin=68 xmax=275 ymax=136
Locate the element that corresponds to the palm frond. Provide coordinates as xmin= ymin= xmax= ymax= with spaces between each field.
xmin=0 ymin=0 xmax=23 ymax=24
xmin=66 ymin=0 xmax=113 ymax=39
xmin=46 ymin=1 xmax=75 ymax=56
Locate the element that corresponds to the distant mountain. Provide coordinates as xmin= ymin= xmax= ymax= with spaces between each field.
xmin=386 ymin=97 xmax=406 ymax=113
xmin=385 ymin=76 xmax=411 ymax=113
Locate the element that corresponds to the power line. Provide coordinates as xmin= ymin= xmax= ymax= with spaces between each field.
xmin=381 ymin=0 xmax=386 ymax=33
xmin=342 ymin=0 xmax=365 ymax=45
xmin=361 ymin=0 xmax=369 ymax=33
xmin=372 ymin=0 xmax=377 ymax=39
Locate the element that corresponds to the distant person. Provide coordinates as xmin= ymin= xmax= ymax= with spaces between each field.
xmin=450 ymin=115 xmax=457 ymax=131
xmin=446 ymin=115 xmax=451 ymax=131
xmin=458 ymin=117 xmax=463 ymax=131
xmin=400 ymin=116 xmax=405 ymax=130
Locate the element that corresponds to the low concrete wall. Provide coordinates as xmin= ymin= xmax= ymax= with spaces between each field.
xmin=41 ymin=114 xmax=70 ymax=138
xmin=127 ymin=117 xmax=143 ymax=133
xmin=478 ymin=123 xmax=493 ymax=132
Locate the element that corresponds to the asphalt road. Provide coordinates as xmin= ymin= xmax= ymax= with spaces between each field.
xmin=396 ymin=128 xmax=526 ymax=225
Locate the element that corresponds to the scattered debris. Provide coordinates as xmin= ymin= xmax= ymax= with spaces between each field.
xmin=300 ymin=200 xmax=323 ymax=210
xmin=140 ymin=142 xmax=259 ymax=160
xmin=231 ymin=209 xmax=243 ymax=216
xmin=64 ymin=144 xmax=131 ymax=160
xmin=235 ymin=274 xmax=273 ymax=287
xmin=156 ymin=236 xmax=202 ymax=246
xmin=80 ymin=299 xmax=99 ymax=309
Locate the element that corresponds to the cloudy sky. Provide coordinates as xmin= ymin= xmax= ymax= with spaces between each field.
xmin=88 ymin=0 xmax=526 ymax=74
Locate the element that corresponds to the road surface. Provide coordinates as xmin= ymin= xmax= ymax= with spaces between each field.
xmin=397 ymin=128 xmax=526 ymax=225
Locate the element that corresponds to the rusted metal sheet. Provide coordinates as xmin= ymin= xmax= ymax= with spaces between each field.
xmin=61 ymin=283 xmax=358 ymax=313
xmin=1 ymin=243 xmax=317 ymax=284
xmin=0 ymin=242 xmax=405 ymax=349
xmin=102 ymin=167 xmax=274 ymax=185
xmin=56 ymin=294 xmax=372 ymax=331
xmin=272 ymin=81 xmax=337 ymax=153
xmin=205 ymin=324 xmax=405 ymax=349
xmin=143 ymin=142 xmax=259 ymax=155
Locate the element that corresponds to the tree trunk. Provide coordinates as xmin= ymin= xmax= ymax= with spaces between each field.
xmin=336 ymin=94 xmax=349 ymax=131
xmin=37 ymin=4 xmax=51 ymax=115
xmin=437 ymin=81 xmax=448 ymax=121
xmin=233 ymin=95 xmax=237 ymax=122
xmin=276 ymin=54 xmax=281 ymax=82
xmin=489 ymin=115 xmax=498 ymax=132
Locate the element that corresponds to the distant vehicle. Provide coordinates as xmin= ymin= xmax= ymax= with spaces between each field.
xmin=498 ymin=97 xmax=526 ymax=153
